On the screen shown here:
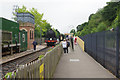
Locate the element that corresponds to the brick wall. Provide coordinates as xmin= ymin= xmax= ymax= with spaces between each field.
xmin=19 ymin=22 xmax=35 ymax=50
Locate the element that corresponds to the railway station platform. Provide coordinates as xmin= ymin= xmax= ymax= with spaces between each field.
xmin=1 ymin=44 xmax=47 ymax=64
xmin=53 ymin=44 xmax=115 ymax=78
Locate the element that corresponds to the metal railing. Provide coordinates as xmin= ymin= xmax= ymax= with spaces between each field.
xmin=4 ymin=43 xmax=63 ymax=79
xmin=80 ymin=27 xmax=120 ymax=78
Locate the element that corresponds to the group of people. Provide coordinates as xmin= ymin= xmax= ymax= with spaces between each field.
xmin=32 ymin=36 xmax=77 ymax=53
xmin=62 ymin=39 xmax=70 ymax=53
xmin=62 ymin=36 xmax=77 ymax=54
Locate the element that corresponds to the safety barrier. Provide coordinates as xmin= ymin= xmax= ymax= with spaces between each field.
xmin=76 ymin=36 xmax=84 ymax=51
xmin=79 ymin=27 xmax=120 ymax=78
xmin=4 ymin=43 xmax=63 ymax=79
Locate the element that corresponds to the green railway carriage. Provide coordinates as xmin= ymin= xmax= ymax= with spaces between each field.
xmin=1 ymin=17 xmax=19 ymax=44
xmin=0 ymin=17 xmax=27 ymax=55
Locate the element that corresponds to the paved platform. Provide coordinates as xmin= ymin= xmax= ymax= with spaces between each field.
xmin=53 ymin=44 xmax=115 ymax=78
xmin=1 ymin=44 xmax=46 ymax=64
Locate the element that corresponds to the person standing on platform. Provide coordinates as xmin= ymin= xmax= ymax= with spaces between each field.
xmin=74 ymin=37 xmax=77 ymax=45
xmin=70 ymin=36 xmax=74 ymax=50
xmin=33 ymin=41 xmax=37 ymax=50
xmin=62 ymin=39 xmax=67 ymax=54
xmin=66 ymin=39 xmax=70 ymax=53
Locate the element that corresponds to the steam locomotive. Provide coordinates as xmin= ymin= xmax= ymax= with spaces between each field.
xmin=45 ymin=29 xmax=57 ymax=46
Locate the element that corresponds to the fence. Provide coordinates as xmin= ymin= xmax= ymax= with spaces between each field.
xmin=76 ymin=36 xmax=84 ymax=51
xmin=4 ymin=43 xmax=63 ymax=79
xmin=80 ymin=27 xmax=120 ymax=78
xmin=35 ymin=37 xmax=45 ymax=45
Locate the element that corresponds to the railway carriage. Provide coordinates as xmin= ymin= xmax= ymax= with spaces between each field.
xmin=0 ymin=18 xmax=27 ymax=56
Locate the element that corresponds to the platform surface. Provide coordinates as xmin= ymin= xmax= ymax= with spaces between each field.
xmin=53 ymin=44 xmax=115 ymax=78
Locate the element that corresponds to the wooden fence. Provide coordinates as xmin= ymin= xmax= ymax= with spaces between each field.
xmin=4 ymin=43 xmax=63 ymax=79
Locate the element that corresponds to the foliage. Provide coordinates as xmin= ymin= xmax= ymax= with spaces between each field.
xmin=75 ymin=2 xmax=120 ymax=37
xmin=47 ymin=48 xmax=53 ymax=52
xmin=4 ymin=72 xmax=16 ymax=79
xmin=96 ymin=22 xmax=107 ymax=32
xmin=13 ymin=5 xmax=52 ymax=37
xmin=101 ymin=2 xmax=118 ymax=26
xmin=39 ymin=55 xmax=44 ymax=60
xmin=76 ymin=22 xmax=88 ymax=32
xmin=70 ymin=29 xmax=75 ymax=35
xmin=88 ymin=14 xmax=94 ymax=21
xmin=88 ymin=9 xmax=103 ymax=30
xmin=52 ymin=28 xmax=60 ymax=38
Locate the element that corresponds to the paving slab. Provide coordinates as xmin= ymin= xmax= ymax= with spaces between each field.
xmin=53 ymin=44 xmax=115 ymax=78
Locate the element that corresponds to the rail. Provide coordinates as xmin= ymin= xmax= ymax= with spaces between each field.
xmin=3 ymin=43 xmax=63 ymax=79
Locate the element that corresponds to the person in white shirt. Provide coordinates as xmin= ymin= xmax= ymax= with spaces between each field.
xmin=62 ymin=39 xmax=67 ymax=53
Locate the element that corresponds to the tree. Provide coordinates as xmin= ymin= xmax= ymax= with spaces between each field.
xmin=75 ymin=2 xmax=120 ymax=37
xmin=70 ymin=29 xmax=75 ymax=36
xmin=88 ymin=14 xmax=94 ymax=21
xmin=101 ymin=2 xmax=118 ymax=26
xmin=13 ymin=5 xmax=52 ymax=37
xmin=77 ymin=22 xmax=88 ymax=32
xmin=96 ymin=22 xmax=107 ymax=32
xmin=52 ymin=28 xmax=60 ymax=38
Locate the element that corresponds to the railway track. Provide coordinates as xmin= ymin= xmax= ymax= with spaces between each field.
xmin=2 ymin=47 xmax=53 ymax=77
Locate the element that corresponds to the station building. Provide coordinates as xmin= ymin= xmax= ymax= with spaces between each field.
xmin=17 ymin=13 xmax=35 ymax=50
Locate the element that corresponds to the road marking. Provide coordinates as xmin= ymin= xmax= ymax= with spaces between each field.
xmin=70 ymin=59 xmax=80 ymax=62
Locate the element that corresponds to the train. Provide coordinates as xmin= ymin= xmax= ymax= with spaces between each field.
xmin=1 ymin=18 xmax=27 ymax=56
xmin=45 ymin=29 xmax=57 ymax=46
xmin=1 ymin=17 xmax=63 ymax=55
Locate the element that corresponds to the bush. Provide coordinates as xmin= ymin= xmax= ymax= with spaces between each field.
xmin=96 ymin=22 xmax=107 ymax=32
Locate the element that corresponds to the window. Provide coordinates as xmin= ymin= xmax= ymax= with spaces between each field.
xmin=22 ymin=34 xmax=25 ymax=42
xmin=30 ymin=30 xmax=32 ymax=39
xmin=30 ymin=30 xmax=34 ymax=39
xmin=32 ymin=31 xmax=33 ymax=39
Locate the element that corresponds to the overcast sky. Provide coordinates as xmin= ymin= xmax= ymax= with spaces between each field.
xmin=0 ymin=0 xmax=111 ymax=33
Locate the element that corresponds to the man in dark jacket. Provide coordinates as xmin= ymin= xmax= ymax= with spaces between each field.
xmin=70 ymin=36 xmax=74 ymax=50
xmin=66 ymin=39 xmax=70 ymax=53
xmin=33 ymin=41 xmax=37 ymax=50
